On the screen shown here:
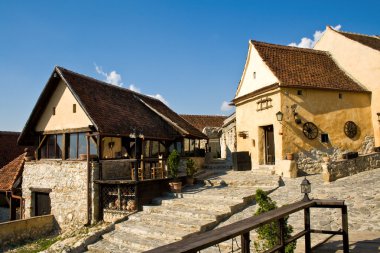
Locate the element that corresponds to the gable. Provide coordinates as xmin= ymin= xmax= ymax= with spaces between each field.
xmin=235 ymin=42 xmax=279 ymax=99
xmin=35 ymin=79 xmax=93 ymax=132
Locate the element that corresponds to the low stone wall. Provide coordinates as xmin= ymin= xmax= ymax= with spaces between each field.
xmin=23 ymin=160 xmax=88 ymax=231
xmin=0 ymin=214 xmax=54 ymax=246
xmin=322 ymin=152 xmax=380 ymax=182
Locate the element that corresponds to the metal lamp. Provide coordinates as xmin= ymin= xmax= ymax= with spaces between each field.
xmin=276 ymin=111 xmax=283 ymax=122
xmin=301 ymin=177 xmax=311 ymax=201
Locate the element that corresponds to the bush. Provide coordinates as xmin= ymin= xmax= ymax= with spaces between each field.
xmin=254 ymin=189 xmax=296 ymax=253
xmin=186 ymin=158 xmax=197 ymax=177
xmin=168 ymin=149 xmax=180 ymax=179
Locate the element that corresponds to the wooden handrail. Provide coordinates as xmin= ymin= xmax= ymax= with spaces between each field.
xmin=145 ymin=199 xmax=347 ymax=253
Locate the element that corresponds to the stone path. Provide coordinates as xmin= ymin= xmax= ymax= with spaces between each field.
xmin=202 ymin=168 xmax=380 ymax=252
xmin=86 ymin=169 xmax=279 ymax=252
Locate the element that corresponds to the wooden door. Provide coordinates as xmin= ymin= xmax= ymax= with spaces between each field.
xmin=34 ymin=192 xmax=51 ymax=216
xmin=264 ymin=125 xmax=275 ymax=165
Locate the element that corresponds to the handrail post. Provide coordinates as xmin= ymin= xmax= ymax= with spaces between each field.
xmin=278 ymin=218 xmax=285 ymax=253
xmin=304 ymin=207 xmax=311 ymax=253
xmin=342 ymin=205 xmax=349 ymax=253
xmin=241 ymin=232 xmax=250 ymax=253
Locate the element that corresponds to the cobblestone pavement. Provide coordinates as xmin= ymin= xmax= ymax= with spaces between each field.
xmin=211 ymin=168 xmax=380 ymax=252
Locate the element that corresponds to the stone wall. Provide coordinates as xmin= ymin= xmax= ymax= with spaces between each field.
xmin=0 ymin=214 xmax=54 ymax=246
xmin=23 ymin=160 xmax=88 ymax=231
xmin=296 ymin=136 xmax=375 ymax=174
xmin=220 ymin=115 xmax=236 ymax=162
xmin=322 ymin=152 xmax=380 ymax=182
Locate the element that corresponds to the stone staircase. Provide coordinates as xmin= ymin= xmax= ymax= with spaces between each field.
xmin=87 ymin=169 xmax=279 ymax=253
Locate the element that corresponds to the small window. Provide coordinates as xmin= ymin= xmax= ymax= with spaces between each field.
xmin=297 ymin=90 xmax=303 ymax=96
xmin=253 ymin=72 xmax=256 ymax=79
xmin=321 ymin=133 xmax=329 ymax=143
xmin=339 ymin=93 xmax=343 ymax=99
xmin=73 ymin=104 xmax=77 ymax=113
xmin=52 ymin=107 xmax=56 ymax=115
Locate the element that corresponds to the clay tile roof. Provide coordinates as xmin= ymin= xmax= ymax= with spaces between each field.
xmin=251 ymin=40 xmax=367 ymax=92
xmin=334 ymin=28 xmax=380 ymax=52
xmin=0 ymin=131 xmax=34 ymax=168
xmin=180 ymin=115 xmax=227 ymax=132
xmin=0 ymin=152 xmax=26 ymax=191
xmin=18 ymin=67 xmax=207 ymax=144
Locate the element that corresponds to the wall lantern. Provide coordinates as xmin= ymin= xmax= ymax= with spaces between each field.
xmin=276 ymin=111 xmax=283 ymax=122
xmin=377 ymin=113 xmax=380 ymax=122
xmin=301 ymin=177 xmax=311 ymax=201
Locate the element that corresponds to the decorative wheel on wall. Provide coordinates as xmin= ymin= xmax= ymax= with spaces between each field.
xmin=344 ymin=121 xmax=357 ymax=138
xmin=303 ymin=122 xmax=318 ymax=140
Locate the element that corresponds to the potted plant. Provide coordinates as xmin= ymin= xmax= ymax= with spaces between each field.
xmin=185 ymin=158 xmax=197 ymax=185
xmin=286 ymin=152 xmax=294 ymax=160
xmin=168 ymin=149 xmax=182 ymax=192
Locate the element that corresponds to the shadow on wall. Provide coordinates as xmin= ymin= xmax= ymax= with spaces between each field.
xmin=232 ymin=152 xmax=251 ymax=171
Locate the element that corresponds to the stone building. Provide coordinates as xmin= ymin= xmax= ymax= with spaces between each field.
xmin=233 ymin=40 xmax=373 ymax=174
xmin=315 ymin=26 xmax=380 ymax=147
xmin=18 ymin=66 xmax=207 ymax=230
xmin=180 ymin=115 xmax=227 ymax=158
xmin=220 ymin=113 xmax=236 ymax=162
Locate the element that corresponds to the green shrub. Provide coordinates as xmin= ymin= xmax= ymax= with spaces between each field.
xmin=254 ymin=189 xmax=296 ymax=253
xmin=168 ymin=149 xmax=180 ymax=179
xmin=186 ymin=158 xmax=197 ymax=177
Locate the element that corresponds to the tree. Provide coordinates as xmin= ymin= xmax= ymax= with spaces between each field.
xmin=254 ymin=189 xmax=296 ymax=253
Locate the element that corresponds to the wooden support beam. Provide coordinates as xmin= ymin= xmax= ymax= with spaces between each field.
xmin=304 ymin=207 xmax=311 ymax=253
xmin=241 ymin=232 xmax=250 ymax=253
xmin=342 ymin=205 xmax=349 ymax=253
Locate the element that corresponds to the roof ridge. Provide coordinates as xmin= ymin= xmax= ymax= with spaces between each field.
xmin=251 ymin=40 xmax=329 ymax=55
xmin=333 ymin=28 xmax=379 ymax=40
xmin=180 ymin=114 xmax=227 ymax=118
xmin=55 ymin=66 xmax=164 ymax=104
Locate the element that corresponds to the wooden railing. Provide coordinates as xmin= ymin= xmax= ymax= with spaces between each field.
xmin=145 ymin=199 xmax=349 ymax=253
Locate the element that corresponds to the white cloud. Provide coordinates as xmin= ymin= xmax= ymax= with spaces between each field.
xmin=94 ymin=64 xmax=123 ymax=86
xmin=128 ymin=84 xmax=141 ymax=93
xmin=220 ymin=101 xmax=233 ymax=112
xmin=289 ymin=25 xmax=342 ymax=48
xmin=148 ymin=94 xmax=169 ymax=106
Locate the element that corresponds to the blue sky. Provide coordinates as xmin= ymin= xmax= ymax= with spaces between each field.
xmin=0 ymin=0 xmax=379 ymax=131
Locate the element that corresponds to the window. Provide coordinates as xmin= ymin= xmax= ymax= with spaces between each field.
xmin=101 ymin=137 xmax=122 ymax=159
xmin=67 ymin=133 xmax=91 ymax=159
xmin=40 ymin=134 xmax=62 ymax=159
xmin=73 ymin=104 xmax=77 ymax=113
xmin=321 ymin=133 xmax=329 ymax=143
xmin=253 ymin=72 xmax=256 ymax=79
xmin=339 ymin=93 xmax=343 ymax=99
xmin=297 ymin=90 xmax=303 ymax=96
xmin=52 ymin=107 xmax=56 ymax=115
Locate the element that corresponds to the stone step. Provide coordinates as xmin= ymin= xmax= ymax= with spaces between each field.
xmin=102 ymin=230 xmax=172 ymax=252
xmin=87 ymin=238 xmax=133 ymax=253
xmin=129 ymin=212 xmax=217 ymax=232
xmin=163 ymin=190 xmax=253 ymax=202
xmin=116 ymin=219 xmax=198 ymax=239
xmin=152 ymin=196 xmax=244 ymax=212
xmin=143 ymin=204 xmax=229 ymax=221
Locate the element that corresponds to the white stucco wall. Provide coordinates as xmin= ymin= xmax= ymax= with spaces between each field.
xmin=235 ymin=42 xmax=279 ymax=98
xmin=35 ymin=80 xmax=93 ymax=132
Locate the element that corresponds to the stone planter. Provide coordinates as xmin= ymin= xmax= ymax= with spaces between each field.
xmin=186 ymin=176 xmax=195 ymax=186
xmin=169 ymin=181 xmax=182 ymax=193
xmin=286 ymin=153 xmax=294 ymax=160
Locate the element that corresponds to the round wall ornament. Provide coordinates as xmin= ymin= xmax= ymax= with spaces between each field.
xmin=344 ymin=121 xmax=357 ymax=138
xmin=303 ymin=122 xmax=318 ymax=140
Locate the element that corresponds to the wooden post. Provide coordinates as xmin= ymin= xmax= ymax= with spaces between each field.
xmin=278 ymin=218 xmax=285 ymax=253
xmin=241 ymin=232 xmax=250 ymax=253
xmin=304 ymin=207 xmax=311 ymax=253
xmin=342 ymin=205 xmax=349 ymax=253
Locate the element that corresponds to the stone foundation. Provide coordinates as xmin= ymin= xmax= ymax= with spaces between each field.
xmin=23 ymin=160 xmax=88 ymax=231
xmin=322 ymin=152 xmax=380 ymax=182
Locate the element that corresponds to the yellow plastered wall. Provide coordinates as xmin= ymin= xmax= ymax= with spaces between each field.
xmin=35 ymin=80 xmax=93 ymax=132
xmin=280 ymin=88 xmax=373 ymax=155
xmin=315 ymin=28 xmax=380 ymax=145
xmin=235 ymin=89 xmax=282 ymax=167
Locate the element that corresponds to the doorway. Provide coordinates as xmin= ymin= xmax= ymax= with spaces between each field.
xmin=263 ymin=125 xmax=275 ymax=165
xmin=33 ymin=192 xmax=51 ymax=216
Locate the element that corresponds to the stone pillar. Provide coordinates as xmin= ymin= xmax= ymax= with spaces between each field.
xmin=322 ymin=163 xmax=332 ymax=182
xmin=91 ymin=161 xmax=100 ymax=223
